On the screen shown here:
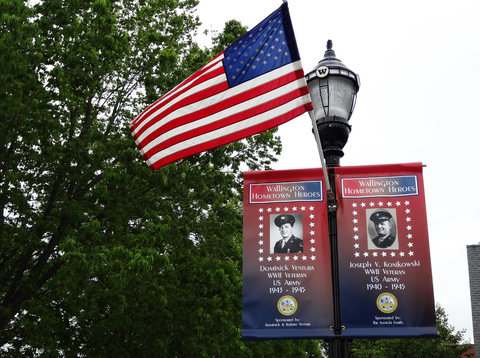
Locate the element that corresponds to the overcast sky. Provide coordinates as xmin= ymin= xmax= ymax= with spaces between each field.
xmin=195 ymin=0 xmax=480 ymax=342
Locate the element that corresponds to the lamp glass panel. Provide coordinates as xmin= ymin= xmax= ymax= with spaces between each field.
xmin=327 ymin=76 xmax=355 ymax=119
xmin=307 ymin=77 xmax=327 ymax=119
xmin=320 ymin=79 xmax=329 ymax=116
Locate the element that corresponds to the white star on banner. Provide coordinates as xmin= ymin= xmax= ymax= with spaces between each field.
xmin=353 ymin=219 xmax=358 ymax=223
xmin=259 ymin=224 xmax=263 ymax=228
xmin=293 ymin=256 xmax=299 ymax=261
xmin=259 ymin=248 xmax=264 ymax=253
xmin=355 ymin=252 xmax=360 ymax=257
xmin=353 ymin=227 xmax=359 ymax=232
xmin=309 ymin=214 xmax=315 ymax=219
xmin=267 ymin=208 xmax=272 ymax=212
xmin=309 ymin=222 xmax=315 ymax=227
xmin=387 ymin=202 xmax=393 ymax=206
xmin=407 ymin=225 xmax=412 ymax=230
xmin=406 ymin=217 xmax=411 ymax=222
xmin=309 ymin=206 xmax=314 ymax=211
xmin=284 ymin=207 xmax=289 ymax=211
xmin=405 ymin=201 xmax=410 ymax=205
xmin=400 ymin=252 xmax=405 ymax=257
xmin=258 ymin=257 xmax=264 ymax=261
xmin=354 ymin=243 xmax=359 ymax=249
xmin=396 ymin=201 xmax=401 ymax=206
xmin=408 ymin=242 xmax=413 ymax=247
xmin=373 ymin=252 xmax=378 ymax=257
xmin=301 ymin=206 xmax=306 ymax=211
xmin=363 ymin=252 xmax=369 ymax=257
xmin=354 ymin=235 xmax=359 ymax=240
xmin=258 ymin=232 xmax=264 ymax=237
xmin=285 ymin=256 xmax=290 ymax=261
xmin=267 ymin=256 xmax=272 ymax=261
xmin=361 ymin=203 xmax=366 ymax=207
xmin=275 ymin=207 xmax=280 ymax=212
xmin=352 ymin=203 xmax=357 ymax=207
xmin=259 ymin=216 xmax=263 ymax=221
xmin=382 ymin=252 xmax=387 ymax=257
xmin=370 ymin=202 xmax=375 ymax=207
xmin=405 ymin=209 xmax=411 ymax=213
xmin=302 ymin=255 xmax=307 ymax=260
xmin=378 ymin=201 xmax=384 ymax=206
xmin=310 ymin=230 xmax=315 ymax=236
xmin=409 ymin=251 xmax=414 ymax=256
xmin=352 ymin=211 xmax=358 ymax=215
xmin=310 ymin=239 xmax=315 ymax=244
xmin=276 ymin=256 xmax=281 ymax=261
xmin=407 ymin=234 xmax=413 ymax=239
xmin=258 ymin=208 xmax=264 ymax=212
xmin=390 ymin=252 xmax=396 ymax=257
xmin=311 ymin=256 xmax=316 ymax=260
xmin=258 ymin=240 xmax=263 ymax=245
xmin=310 ymin=247 xmax=316 ymax=252
xmin=292 ymin=206 xmax=297 ymax=211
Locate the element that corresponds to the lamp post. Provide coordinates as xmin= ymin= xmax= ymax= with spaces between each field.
xmin=305 ymin=40 xmax=360 ymax=358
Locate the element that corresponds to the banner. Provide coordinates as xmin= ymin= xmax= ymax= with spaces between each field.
xmin=242 ymin=168 xmax=334 ymax=340
xmin=335 ymin=163 xmax=437 ymax=338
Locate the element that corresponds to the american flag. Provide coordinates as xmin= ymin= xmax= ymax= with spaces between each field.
xmin=130 ymin=2 xmax=313 ymax=171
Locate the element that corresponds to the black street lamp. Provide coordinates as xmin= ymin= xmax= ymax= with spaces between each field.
xmin=305 ymin=41 xmax=360 ymax=358
xmin=306 ymin=40 xmax=360 ymax=167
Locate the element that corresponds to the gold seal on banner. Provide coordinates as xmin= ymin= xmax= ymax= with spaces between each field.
xmin=278 ymin=295 xmax=298 ymax=316
xmin=376 ymin=292 xmax=398 ymax=313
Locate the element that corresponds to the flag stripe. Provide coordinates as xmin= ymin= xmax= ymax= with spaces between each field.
xmin=131 ymin=58 xmax=226 ymax=137
xmin=138 ymin=64 xmax=306 ymax=155
xmin=134 ymin=74 xmax=228 ymax=142
xmin=146 ymin=95 xmax=311 ymax=170
xmin=142 ymin=77 xmax=308 ymax=159
xmin=141 ymin=75 xmax=309 ymax=160
xmin=131 ymin=52 xmax=225 ymax=128
xmin=135 ymin=60 xmax=304 ymax=149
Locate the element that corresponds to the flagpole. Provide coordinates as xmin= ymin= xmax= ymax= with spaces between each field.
xmin=308 ymin=110 xmax=337 ymax=211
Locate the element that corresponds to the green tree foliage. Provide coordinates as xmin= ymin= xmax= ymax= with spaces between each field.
xmin=210 ymin=19 xmax=249 ymax=55
xmin=0 ymin=0 xmax=324 ymax=356
xmin=349 ymin=305 xmax=472 ymax=358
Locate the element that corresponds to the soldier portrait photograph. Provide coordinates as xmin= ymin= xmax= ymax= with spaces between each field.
xmin=367 ymin=209 xmax=398 ymax=250
xmin=271 ymin=214 xmax=304 ymax=254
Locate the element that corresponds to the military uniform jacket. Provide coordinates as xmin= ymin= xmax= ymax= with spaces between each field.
xmin=274 ymin=235 xmax=303 ymax=254
xmin=372 ymin=234 xmax=396 ymax=249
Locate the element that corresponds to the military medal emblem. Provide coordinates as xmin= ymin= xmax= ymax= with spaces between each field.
xmin=278 ymin=295 xmax=298 ymax=316
xmin=377 ymin=293 xmax=398 ymax=313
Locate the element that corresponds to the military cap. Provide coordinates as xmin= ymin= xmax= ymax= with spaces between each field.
xmin=274 ymin=214 xmax=295 ymax=227
xmin=369 ymin=210 xmax=392 ymax=223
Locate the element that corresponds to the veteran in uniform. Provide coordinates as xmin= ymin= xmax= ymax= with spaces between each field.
xmin=370 ymin=210 xmax=396 ymax=249
xmin=273 ymin=214 xmax=303 ymax=254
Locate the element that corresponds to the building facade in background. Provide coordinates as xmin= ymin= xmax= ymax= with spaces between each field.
xmin=467 ymin=244 xmax=480 ymax=345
